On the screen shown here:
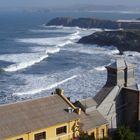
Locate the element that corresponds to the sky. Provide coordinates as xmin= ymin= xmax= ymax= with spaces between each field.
xmin=0 ymin=0 xmax=139 ymax=9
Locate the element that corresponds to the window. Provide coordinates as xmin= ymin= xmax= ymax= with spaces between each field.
xmin=56 ymin=126 xmax=67 ymax=135
xmin=16 ymin=138 xmax=23 ymax=140
xmin=101 ymin=129 xmax=105 ymax=138
xmin=91 ymin=132 xmax=95 ymax=138
xmin=34 ymin=132 xmax=46 ymax=140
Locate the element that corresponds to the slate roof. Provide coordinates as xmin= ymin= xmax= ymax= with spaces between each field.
xmin=80 ymin=110 xmax=108 ymax=131
xmin=78 ymin=97 xmax=97 ymax=108
xmin=74 ymin=98 xmax=107 ymax=131
xmin=0 ymin=94 xmax=79 ymax=140
xmin=94 ymin=85 xmax=116 ymax=105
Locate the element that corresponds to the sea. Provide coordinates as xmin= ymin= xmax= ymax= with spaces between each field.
xmin=0 ymin=10 xmax=140 ymax=104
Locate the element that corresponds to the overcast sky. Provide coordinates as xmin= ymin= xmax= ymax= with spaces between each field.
xmin=0 ymin=0 xmax=139 ymax=9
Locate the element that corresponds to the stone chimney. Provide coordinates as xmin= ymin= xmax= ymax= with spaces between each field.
xmin=124 ymin=60 xmax=136 ymax=87
xmin=55 ymin=88 xmax=64 ymax=96
xmin=55 ymin=88 xmax=81 ymax=114
xmin=106 ymin=57 xmax=136 ymax=87
xmin=106 ymin=58 xmax=126 ymax=86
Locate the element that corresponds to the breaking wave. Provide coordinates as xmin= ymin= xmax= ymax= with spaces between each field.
xmin=3 ymin=54 xmax=48 ymax=72
xmin=16 ymin=31 xmax=80 ymax=46
xmin=94 ymin=66 xmax=106 ymax=71
xmin=45 ymin=25 xmax=81 ymax=30
xmin=1 ymin=29 xmax=81 ymax=73
xmin=64 ymin=45 xmax=119 ymax=55
xmin=1 ymin=47 xmax=61 ymax=72
xmin=95 ymin=63 xmax=111 ymax=71
xmin=13 ymin=75 xmax=78 ymax=96
xmin=46 ymin=47 xmax=60 ymax=54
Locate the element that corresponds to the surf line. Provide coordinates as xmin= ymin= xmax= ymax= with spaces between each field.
xmin=3 ymin=54 xmax=48 ymax=72
xmin=13 ymin=75 xmax=78 ymax=96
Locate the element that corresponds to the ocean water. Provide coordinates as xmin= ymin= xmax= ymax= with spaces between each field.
xmin=0 ymin=11 xmax=140 ymax=104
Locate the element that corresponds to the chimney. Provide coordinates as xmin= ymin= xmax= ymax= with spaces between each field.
xmin=55 ymin=88 xmax=64 ymax=96
xmin=55 ymin=88 xmax=77 ymax=110
xmin=106 ymin=58 xmax=126 ymax=86
xmin=55 ymin=88 xmax=81 ymax=115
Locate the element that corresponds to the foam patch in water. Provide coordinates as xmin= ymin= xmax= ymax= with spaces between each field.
xmin=16 ymin=31 xmax=81 ymax=46
xmin=3 ymin=54 xmax=48 ymax=72
xmin=13 ymin=75 xmax=77 ymax=96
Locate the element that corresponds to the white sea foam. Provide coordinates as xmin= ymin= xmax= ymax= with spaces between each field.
xmin=45 ymin=25 xmax=112 ymax=32
xmin=123 ymin=51 xmax=140 ymax=57
xmin=110 ymin=49 xmax=120 ymax=55
xmin=94 ymin=63 xmax=111 ymax=71
xmin=2 ymin=29 xmax=81 ymax=72
xmin=3 ymin=54 xmax=48 ymax=72
xmin=95 ymin=66 xmax=106 ymax=71
xmin=123 ymin=51 xmax=140 ymax=66
xmin=63 ymin=45 xmax=119 ymax=55
xmin=13 ymin=75 xmax=77 ymax=96
xmin=45 ymin=25 xmax=65 ymax=29
xmin=0 ymin=53 xmax=41 ymax=63
xmin=16 ymin=31 xmax=80 ymax=46
xmin=46 ymin=25 xmax=81 ymax=30
xmin=30 ymin=29 xmax=74 ymax=34
xmin=1 ymin=46 xmax=61 ymax=72
xmin=58 ymin=40 xmax=74 ymax=47
xmin=46 ymin=47 xmax=60 ymax=54
xmin=69 ymin=31 xmax=81 ymax=40
xmin=88 ymin=10 xmax=140 ymax=14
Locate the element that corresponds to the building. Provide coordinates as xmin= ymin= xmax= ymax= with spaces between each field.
xmin=0 ymin=89 xmax=108 ymax=140
xmin=94 ymin=58 xmax=140 ymax=131
xmin=75 ymin=97 xmax=108 ymax=139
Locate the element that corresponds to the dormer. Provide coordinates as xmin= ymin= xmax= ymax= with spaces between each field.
xmin=75 ymin=97 xmax=97 ymax=113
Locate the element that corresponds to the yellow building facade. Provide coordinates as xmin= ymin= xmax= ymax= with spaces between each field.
xmin=87 ymin=124 xmax=108 ymax=139
xmin=6 ymin=122 xmax=107 ymax=140
xmin=0 ymin=89 xmax=108 ymax=140
xmin=6 ymin=120 xmax=80 ymax=140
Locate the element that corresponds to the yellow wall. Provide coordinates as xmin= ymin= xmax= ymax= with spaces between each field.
xmin=6 ymin=135 xmax=28 ymax=140
xmin=6 ymin=119 xmax=80 ymax=140
xmin=87 ymin=124 xmax=108 ymax=140
xmin=6 ymin=122 xmax=107 ymax=140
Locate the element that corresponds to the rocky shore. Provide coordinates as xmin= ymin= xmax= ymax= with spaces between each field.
xmin=78 ymin=30 xmax=140 ymax=54
xmin=47 ymin=17 xmax=140 ymax=29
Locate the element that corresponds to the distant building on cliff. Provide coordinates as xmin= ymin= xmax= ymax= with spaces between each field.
xmin=94 ymin=58 xmax=140 ymax=131
xmin=0 ymin=89 xmax=108 ymax=140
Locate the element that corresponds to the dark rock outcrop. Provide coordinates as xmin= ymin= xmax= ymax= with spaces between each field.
xmin=78 ymin=30 xmax=140 ymax=54
xmin=47 ymin=17 xmax=118 ymax=29
xmin=47 ymin=17 xmax=140 ymax=29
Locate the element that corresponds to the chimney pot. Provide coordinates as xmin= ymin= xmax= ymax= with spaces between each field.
xmin=55 ymin=88 xmax=64 ymax=95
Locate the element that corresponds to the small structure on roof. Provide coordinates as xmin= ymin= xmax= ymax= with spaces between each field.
xmin=75 ymin=97 xmax=97 ymax=113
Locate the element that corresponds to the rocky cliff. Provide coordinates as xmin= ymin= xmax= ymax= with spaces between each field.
xmin=78 ymin=30 xmax=140 ymax=54
xmin=47 ymin=17 xmax=140 ymax=29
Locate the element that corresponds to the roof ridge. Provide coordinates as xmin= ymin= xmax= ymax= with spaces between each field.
xmin=0 ymin=94 xmax=56 ymax=107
